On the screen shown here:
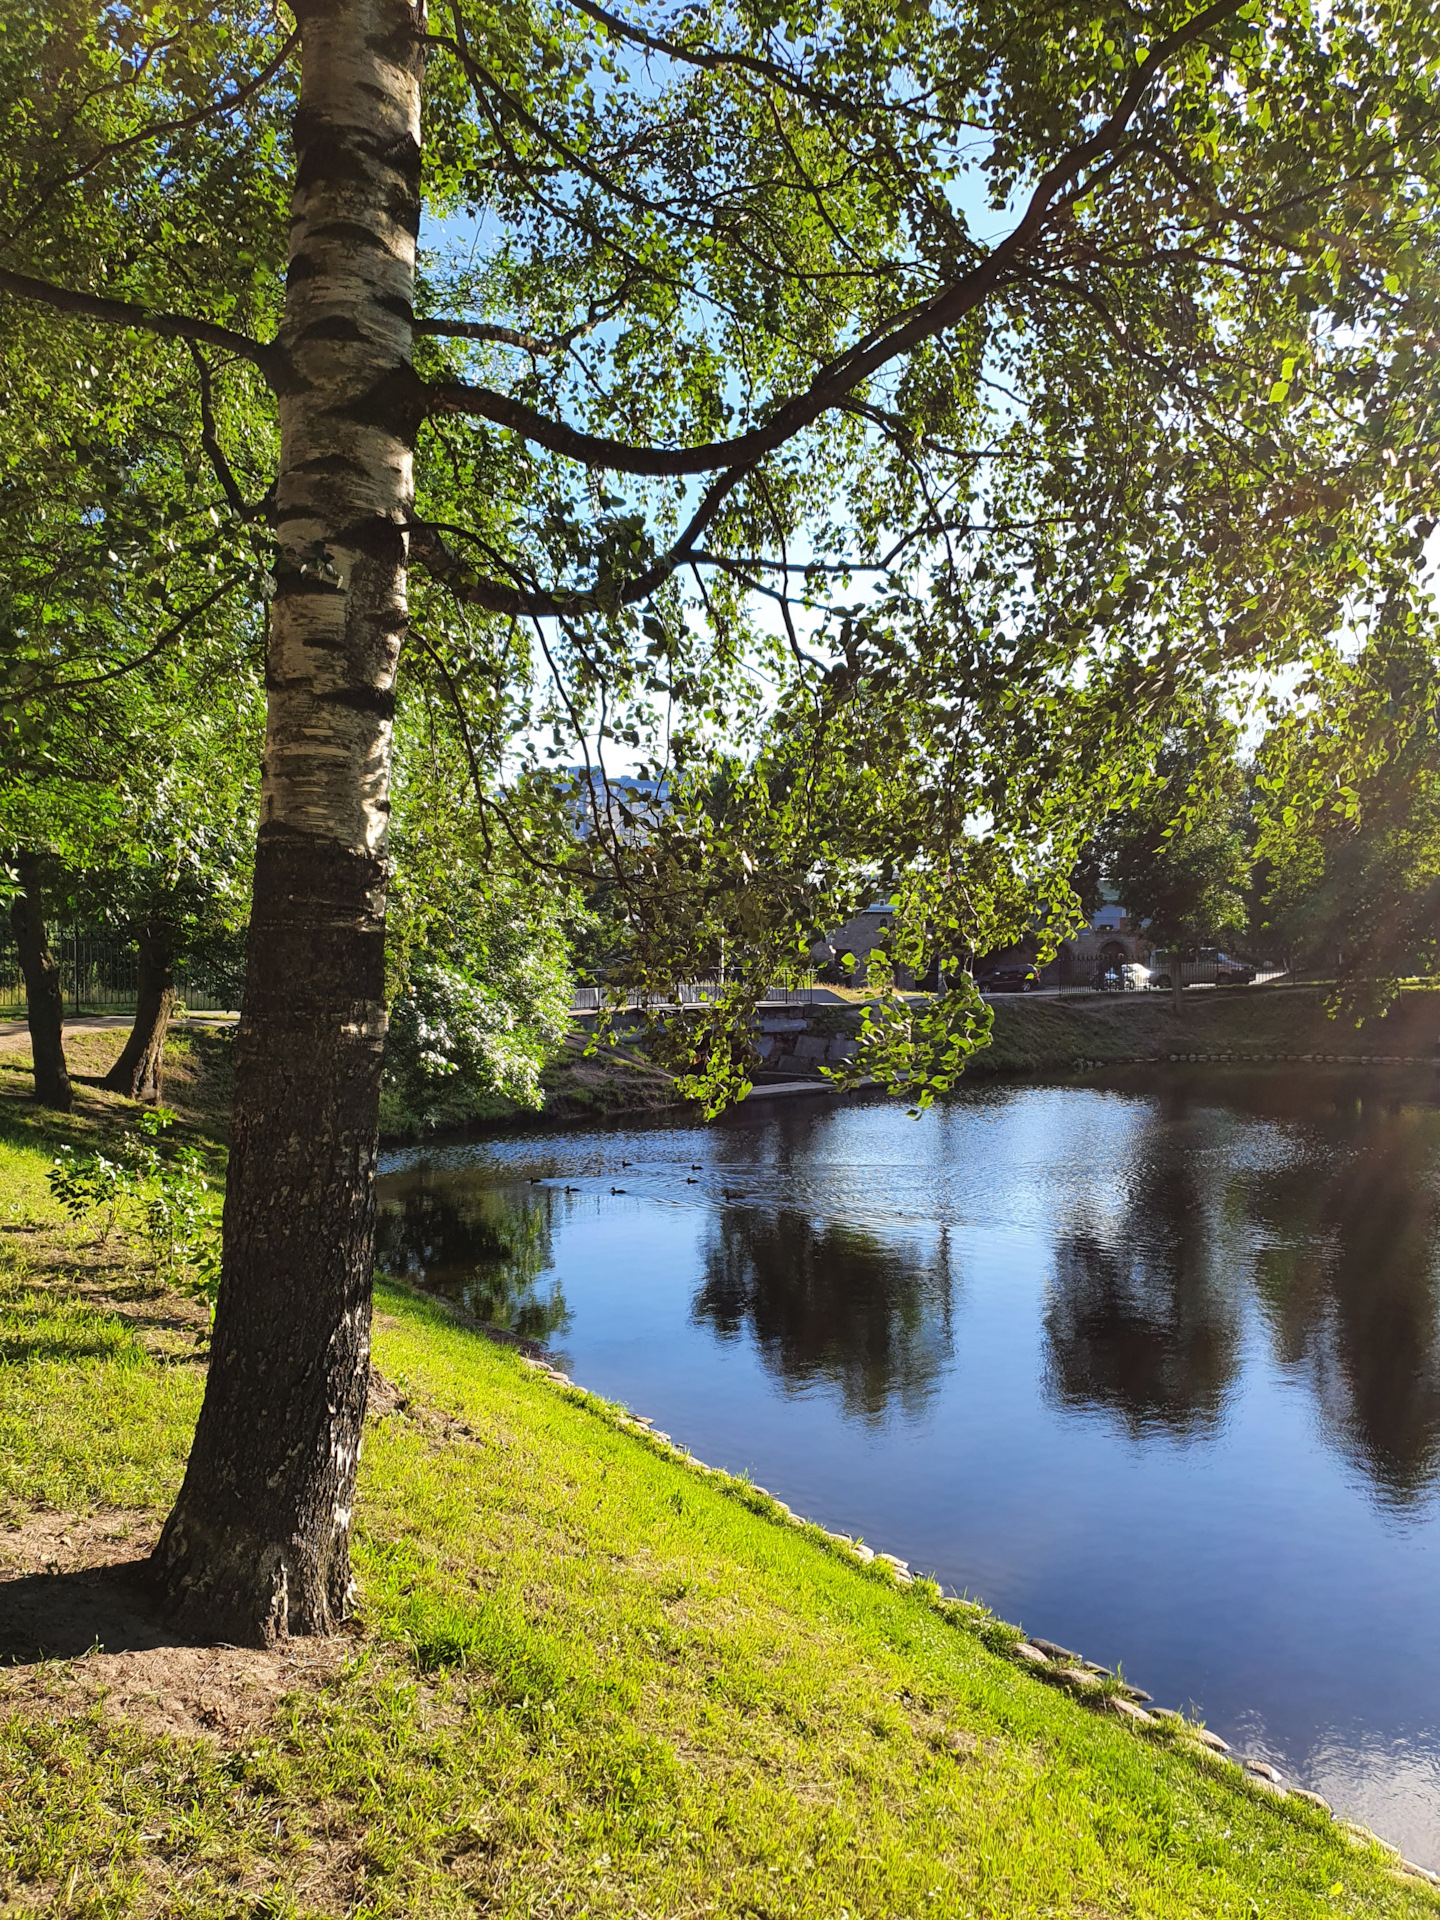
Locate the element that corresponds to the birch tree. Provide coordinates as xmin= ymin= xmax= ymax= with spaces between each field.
xmin=1 ymin=0 xmax=1436 ymax=1640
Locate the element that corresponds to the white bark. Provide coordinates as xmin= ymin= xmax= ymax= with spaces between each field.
xmin=155 ymin=0 xmax=428 ymax=1644
xmin=265 ymin=0 xmax=425 ymax=859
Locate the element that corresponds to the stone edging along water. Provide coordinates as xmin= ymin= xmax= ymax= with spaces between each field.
xmin=1070 ymin=1050 xmax=1438 ymax=1072
xmin=504 ymin=1346 xmax=1440 ymax=1894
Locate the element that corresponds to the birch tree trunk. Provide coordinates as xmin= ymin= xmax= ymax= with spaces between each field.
xmin=102 ymin=923 xmax=176 ymax=1103
xmin=153 ymin=0 xmax=423 ymax=1643
xmin=10 ymin=854 xmax=72 ymax=1112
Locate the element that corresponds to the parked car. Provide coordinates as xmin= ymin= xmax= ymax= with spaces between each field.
xmin=1152 ymin=950 xmax=1257 ymax=990
xmin=1094 ymin=961 xmax=1152 ymax=992
xmin=979 ymin=963 xmax=1040 ymax=993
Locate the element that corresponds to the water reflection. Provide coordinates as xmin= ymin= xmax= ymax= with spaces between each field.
xmin=693 ymin=1209 xmax=954 ymax=1420
xmin=1247 ymin=1107 xmax=1440 ymax=1503
xmin=1043 ymin=1162 xmax=1240 ymax=1438
xmin=375 ymin=1175 xmax=571 ymax=1342
xmin=374 ymin=1072 xmax=1440 ymax=1869
xmin=1036 ymin=1083 xmax=1440 ymax=1494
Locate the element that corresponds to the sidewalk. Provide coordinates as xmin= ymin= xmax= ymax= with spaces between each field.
xmin=0 ymin=1014 xmax=134 ymax=1050
xmin=0 ymin=1012 xmax=237 ymax=1051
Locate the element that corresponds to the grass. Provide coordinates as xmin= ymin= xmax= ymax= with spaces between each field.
xmin=0 ymin=1054 xmax=1438 ymax=1914
xmin=928 ymin=984 xmax=1440 ymax=1079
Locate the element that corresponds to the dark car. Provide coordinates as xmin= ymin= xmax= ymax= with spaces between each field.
xmin=1213 ymin=951 xmax=1256 ymax=985
xmin=980 ymin=964 xmax=1040 ymax=993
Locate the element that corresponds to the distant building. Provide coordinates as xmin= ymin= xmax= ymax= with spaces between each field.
xmin=558 ymin=767 xmax=669 ymax=842
xmin=815 ymin=901 xmax=895 ymax=979
xmin=815 ymin=889 xmax=1155 ymax=990
xmin=1042 ymin=898 xmax=1152 ymax=985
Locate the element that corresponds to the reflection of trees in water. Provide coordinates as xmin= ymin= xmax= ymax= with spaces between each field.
xmin=692 ymin=1208 xmax=954 ymax=1421
xmin=1043 ymin=1087 xmax=1440 ymax=1500
xmin=1043 ymin=1154 xmax=1240 ymax=1437
xmin=375 ymin=1180 xmax=570 ymax=1343
xmin=1248 ymin=1112 xmax=1440 ymax=1504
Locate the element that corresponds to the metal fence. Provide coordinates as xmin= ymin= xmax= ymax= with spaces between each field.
xmin=570 ymin=976 xmax=818 ymax=1012
xmin=0 ymin=932 xmax=239 ymax=1020
xmin=2 ymin=942 xmax=820 ymax=1024
xmin=1039 ymin=962 xmax=1294 ymax=997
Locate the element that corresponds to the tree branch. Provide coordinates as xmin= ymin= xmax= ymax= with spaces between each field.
xmin=415 ymin=317 xmax=575 ymax=352
xmin=425 ymin=0 xmax=1242 ymax=474
xmin=189 ymin=343 xmax=257 ymax=518
xmin=16 ymin=574 xmax=248 ymax=697
xmin=0 ymin=266 xmax=277 ymax=380
xmin=414 ymin=274 xmax=644 ymax=358
xmin=567 ymin=0 xmax=880 ymax=121
xmin=409 ymin=466 xmax=746 ymax=616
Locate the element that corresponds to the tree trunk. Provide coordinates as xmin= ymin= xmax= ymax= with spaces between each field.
xmin=1172 ymin=967 xmax=1184 ymax=1018
xmin=152 ymin=0 xmax=423 ymax=1645
xmin=102 ymin=923 xmax=177 ymax=1102
xmin=10 ymin=855 xmax=72 ymax=1112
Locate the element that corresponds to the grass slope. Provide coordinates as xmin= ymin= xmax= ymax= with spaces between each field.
xmin=1 ymin=1076 xmax=1438 ymax=1915
xmin=970 ymin=984 xmax=1440 ymax=1078
xmin=0 ymin=1018 xmax=681 ymax=1145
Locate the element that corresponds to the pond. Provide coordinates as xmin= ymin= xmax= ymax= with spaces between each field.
xmin=377 ymin=1068 xmax=1440 ymax=1869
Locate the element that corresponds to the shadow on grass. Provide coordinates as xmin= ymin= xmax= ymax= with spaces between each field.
xmin=0 ymin=1334 xmax=141 ymax=1363
xmin=0 ymin=1558 xmax=200 ymax=1663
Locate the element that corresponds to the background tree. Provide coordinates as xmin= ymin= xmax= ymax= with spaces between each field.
xmin=381 ymin=693 xmax=574 ymax=1136
xmin=86 ymin=679 xmax=262 ymax=1100
xmin=0 ymin=210 xmax=270 ymax=1102
xmin=1099 ymin=709 xmax=1252 ymax=1013
xmin=3 ymin=848 xmax=72 ymax=1110
xmin=1255 ymin=600 xmax=1440 ymax=1020
xmin=2 ymin=0 xmax=1439 ymax=1640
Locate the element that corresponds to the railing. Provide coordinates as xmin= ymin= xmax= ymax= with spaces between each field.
xmin=1037 ymin=956 xmax=1297 ymax=995
xmin=570 ymin=976 xmax=817 ymax=1012
xmin=1 ymin=943 xmax=816 ymax=1023
xmin=0 ymin=933 xmax=239 ymax=1019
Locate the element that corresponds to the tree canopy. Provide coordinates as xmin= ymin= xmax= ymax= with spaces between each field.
xmin=7 ymin=1 xmax=1440 ymax=1020
xmin=4 ymin=0 xmax=1440 ymax=1638
xmin=1256 ymin=603 xmax=1440 ymax=1016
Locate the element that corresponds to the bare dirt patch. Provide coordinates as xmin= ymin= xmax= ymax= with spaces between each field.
xmin=0 ymin=1509 xmax=345 ymax=1743
xmin=0 ymin=1017 xmax=133 ymax=1059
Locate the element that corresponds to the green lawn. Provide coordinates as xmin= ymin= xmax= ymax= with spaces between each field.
xmin=0 ymin=1085 xmax=1437 ymax=1917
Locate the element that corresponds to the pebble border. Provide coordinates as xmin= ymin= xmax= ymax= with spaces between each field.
xmin=512 ymin=1347 xmax=1440 ymax=1896
xmin=1071 ymin=1050 xmax=1436 ymax=1071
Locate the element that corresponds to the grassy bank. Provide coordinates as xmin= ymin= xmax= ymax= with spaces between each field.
xmin=0 ymin=1019 xmax=682 ymax=1146
xmin=949 ymin=984 xmax=1440 ymax=1079
xmin=1 ymin=1089 xmax=1437 ymax=1916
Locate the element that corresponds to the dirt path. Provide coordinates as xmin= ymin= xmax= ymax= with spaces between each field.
xmin=0 ymin=1015 xmax=136 ymax=1052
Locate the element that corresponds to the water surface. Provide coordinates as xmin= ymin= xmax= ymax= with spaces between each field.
xmin=378 ymin=1069 xmax=1440 ymax=1866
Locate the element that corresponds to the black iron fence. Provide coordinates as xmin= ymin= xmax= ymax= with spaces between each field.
xmin=0 ymin=931 xmax=240 ymax=1019
xmin=1040 ymin=957 xmax=1294 ymax=995
xmin=570 ymin=976 xmax=818 ymax=1012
